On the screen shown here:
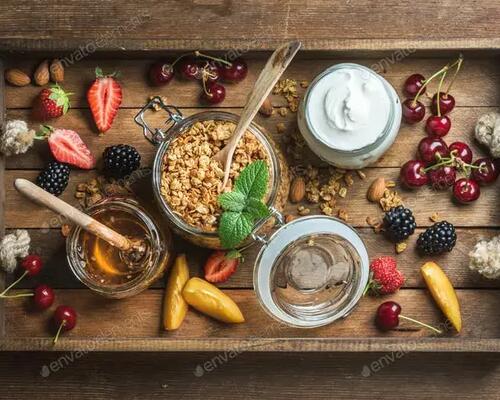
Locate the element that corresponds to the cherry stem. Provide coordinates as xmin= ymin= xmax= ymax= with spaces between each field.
xmin=53 ymin=320 xmax=66 ymax=345
xmin=194 ymin=51 xmax=232 ymax=67
xmin=170 ymin=51 xmax=195 ymax=68
xmin=0 ymin=271 xmax=28 ymax=297
xmin=435 ymin=67 xmax=448 ymax=117
xmin=423 ymin=152 xmax=480 ymax=174
xmin=399 ymin=315 xmax=442 ymax=335
xmin=445 ymin=54 xmax=464 ymax=96
xmin=201 ymin=75 xmax=210 ymax=97
xmin=0 ymin=292 xmax=34 ymax=299
xmin=412 ymin=65 xmax=448 ymax=107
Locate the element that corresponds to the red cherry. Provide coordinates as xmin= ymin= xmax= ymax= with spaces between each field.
xmin=375 ymin=301 xmax=442 ymax=334
xmin=403 ymin=74 xmax=426 ymax=97
xmin=449 ymin=141 xmax=473 ymax=164
xmin=202 ymin=82 xmax=226 ymax=104
xmin=431 ymin=93 xmax=455 ymax=115
xmin=400 ymin=160 xmax=428 ymax=188
xmin=149 ymin=61 xmax=174 ymax=86
xmin=53 ymin=305 xmax=77 ymax=344
xmin=425 ymin=115 xmax=451 ymax=137
xmin=428 ymin=166 xmax=457 ymax=190
xmin=33 ymin=284 xmax=55 ymax=310
xmin=221 ymin=58 xmax=248 ymax=83
xmin=376 ymin=301 xmax=401 ymax=331
xmin=472 ymin=158 xmax=499 ymax=185
xmin=418 ymin=137 xmax=449 ymax=165
xmin=178 ymin=58 xmax=201 ymax=80
xmin=453 ymin=178 xmax=480 ymax=203
xmin=402 ymin=99 xmax=425 ymax=124
xmin=21 ymin=255 xmax=43 ymax=277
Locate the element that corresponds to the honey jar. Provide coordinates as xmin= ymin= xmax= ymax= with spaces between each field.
xmin=67 ymin=197 xmax=172 ymax=298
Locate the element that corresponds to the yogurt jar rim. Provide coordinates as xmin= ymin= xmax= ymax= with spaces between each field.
xmin=303 ymin=63 xmax=398 ymax=154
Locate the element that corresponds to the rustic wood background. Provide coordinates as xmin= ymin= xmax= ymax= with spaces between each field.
xmin=1 ymin=0 xmax=500 ymax=398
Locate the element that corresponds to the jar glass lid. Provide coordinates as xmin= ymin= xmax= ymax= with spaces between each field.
xmin=253 ymin=215 xmax=369 ymax=328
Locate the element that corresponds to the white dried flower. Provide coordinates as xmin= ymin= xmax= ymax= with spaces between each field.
xmin=469 ymin=235 xmax=500 ymax=279
xmin=0 ymin=230 xmax=31 ymax=273
xmin=0 ymin=120 xmax=35 ymax=156
xmin=475 ymin=112 xmax=500 ymax=158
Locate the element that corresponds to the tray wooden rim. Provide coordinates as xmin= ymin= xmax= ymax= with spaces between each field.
xmin=2 ymin=51 xmax=500 ymax=353
xmin=1 ymin=337 xmax=499 ymax=352
xmin=1 ymin=38 xmax=500 ymax=54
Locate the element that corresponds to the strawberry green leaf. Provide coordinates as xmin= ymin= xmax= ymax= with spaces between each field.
xmin=218 ymin=191 xmax=246 ymax=212
xmin=95 ymin=67 xmax=104 ymax=78
xmin=225 ymin=249 xmax=243 ymax=260
xmin=234 ymin=160 xmax=269 ymax=200
xmin=219 ymin=211 xmax=254 ymax=249
xmin=245 ymin=198 xmax=270 ymax=219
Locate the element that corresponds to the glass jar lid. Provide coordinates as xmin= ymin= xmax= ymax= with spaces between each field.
xmin=253 ymin=215 xmax=369 ymax=328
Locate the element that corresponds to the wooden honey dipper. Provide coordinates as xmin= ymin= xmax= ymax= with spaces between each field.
xmin=14 ymin=178 xmax=147 ymax=262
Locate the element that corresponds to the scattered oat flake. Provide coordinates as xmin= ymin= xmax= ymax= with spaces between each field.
xmin=338 ymin=187 xmax=347 ymax=198
xmin=430 ymin=212 xmax=440 ymax=222
xmin=356 ymin=170 xmax=367 ymax=180
xmin=396 ymin=242 xmax=407 ymax=254
xmin=300 ymin=80 xmax=309 ymax=88
xmin=338 ymin=209 xmax=348 ymax=222
xmin=385 ymin=180 xmax=396 ymax=188
xmin=298 ymin=206 xmax=310 ymax=216
xmin=61 ymin=224 xmax=71 ymax=237
xmin=379 ymin=189 xmax=403 ymax=211
xmin=278 ymin=107 xmax=288 ymax=117
xmin=276 ymin=122 xmax=286 ymax=134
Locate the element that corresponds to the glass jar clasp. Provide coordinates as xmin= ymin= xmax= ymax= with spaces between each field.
xmin=134 ymin=96 xmax=183 ymax=145
xmin=249 ymin=207 xmax=284 ymax=246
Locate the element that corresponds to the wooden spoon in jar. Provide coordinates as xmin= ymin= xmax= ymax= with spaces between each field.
xmin=213 ymin=41 xmax=301 ymax=189
xmin=14 ymin=179 xmax=146 ymax=260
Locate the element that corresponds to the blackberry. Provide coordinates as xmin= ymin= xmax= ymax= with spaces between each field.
xmin=383 ymin=206 xmax=417 ymax=243
xmin=103 ymin=144 xmax=141 ymax=179
xmin=417 ymin=221 xmax=457 ymax=255
xmin=36 ymin=162 xmax=70 ymax=196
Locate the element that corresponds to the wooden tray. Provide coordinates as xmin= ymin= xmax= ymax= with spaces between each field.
xmin=0 ymin=50 xmax=499 ymax=352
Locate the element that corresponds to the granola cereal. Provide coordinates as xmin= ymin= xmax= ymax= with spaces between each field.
xmin=160 ymin=120 xmax=270 ymax=232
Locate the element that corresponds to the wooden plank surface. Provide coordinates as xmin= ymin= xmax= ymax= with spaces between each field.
xmin=0 ymin=1 xmax=500 ymax=52
xmin=6 ymin=228 xmax=500 ymax=290
xmin=1 ymin=352 xmax=500 ymax=399
xmin=4 ymin=289 xmax=500 ymax=340
xmin=5 ymin=169 xmax=500 ymax=228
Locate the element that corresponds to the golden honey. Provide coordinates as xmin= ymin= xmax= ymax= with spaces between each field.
xmin=67 ymin=198 xmax=171 ymax=298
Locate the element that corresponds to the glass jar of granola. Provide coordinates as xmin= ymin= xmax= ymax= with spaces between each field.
xmin=135 ymin=98 xmax=290 ymax=249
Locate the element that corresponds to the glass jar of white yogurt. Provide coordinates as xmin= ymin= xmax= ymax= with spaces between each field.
xmin=298 ymin=63 xmax=401 ymax=169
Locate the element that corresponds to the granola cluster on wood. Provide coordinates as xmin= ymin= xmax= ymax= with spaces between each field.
xmin=161 ymin=120 xmax=269 ymax=232
xmin=294 ymin=165 xmax=357 ymax=221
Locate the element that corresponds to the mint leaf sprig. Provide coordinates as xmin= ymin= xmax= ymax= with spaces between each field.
xmin=218 ymin=160 xmax=270 ymax=249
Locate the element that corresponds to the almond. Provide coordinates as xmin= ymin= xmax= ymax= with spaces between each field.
xmin=50 ymin=59 xmax=64 ymax=82
xmin=289 ymin=176 xmax=306 ymax=203
xmin=34 ymin=60 xmax=50 ymax=86
xmin=258 ymin=97 xmax=273 ymax=117
xmin=5 ymin=69 xmax=31 ymax=86
xmin=367 ymin=177 xmax=386 ymax=202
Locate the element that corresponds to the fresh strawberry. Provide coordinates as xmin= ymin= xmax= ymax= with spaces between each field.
xmin=35 ymin=125 xmax=96 ymax=169
xmin=87 ymin=67 xmax=122 ymax=133
xmin=32 ymin=84 xmax=71 ymax=121
xmin=203 ymin=250 xmax=242 ymax=283
xmin=364 ymin=256 xmax=405 ymax=295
